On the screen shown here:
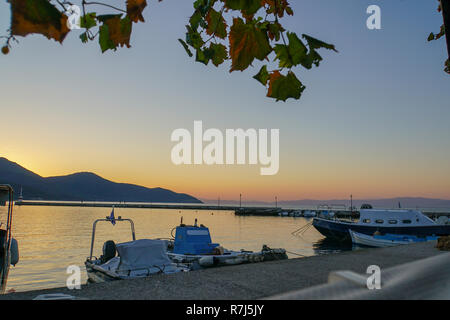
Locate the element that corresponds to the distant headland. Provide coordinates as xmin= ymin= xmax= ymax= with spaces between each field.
xmin=0 ymin=157 xmax=201 ymax=203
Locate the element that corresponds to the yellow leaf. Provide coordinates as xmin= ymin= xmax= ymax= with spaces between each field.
xmin=8 ymin=0 xmax=70 ymax=43
xmin=126 ymin=0 xmax=147 ymax=23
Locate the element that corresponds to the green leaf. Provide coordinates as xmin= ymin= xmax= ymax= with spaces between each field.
xmin=178 ymin=39 xmax=193 ymax=57
xmin=206 ymin=8 xmax=227 ymax=39
xmin=274 ymin=32 xmax=308 ymax=68
xmin=97 ymin=14 xmax=123 ymax=23
xmin=195 ymin=47 xmax=214 ymax=65
xmin=253 ymin=65 xmax=270 ymax=86
xmin=99 ymin=25 xmax=116 ymax=53
xmin=224 ymin=0 xmax=262 ymax=16
xmin=210 ymin=43 xmax=228 ymax=67
xmin=302 ymin=34 xmax=337 ymax=52
xmin=194 ymin=0 xmax=217 ymax=16
xmin=229 ymin=18 xmax=272 ymax=72
xmin=267 ymin=22 xmax=284 ymax=41
xmin=189 ymin=10 xmax=203 ymax=30
xmin=80 ymin=13 xmax=97 ymax=29
xmin=98 ymin=16 xmax=132 ymax=51
xmin=80 ymin=32 xmax=88 ymax=43
xmin=267 ymin=71 xmax=305 ymax=101
xmin=186 ymin=25 xmax=204 ymax=49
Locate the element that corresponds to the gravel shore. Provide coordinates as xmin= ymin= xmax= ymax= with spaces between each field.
xmin=0 ymin=241 xmax=443 ymax=300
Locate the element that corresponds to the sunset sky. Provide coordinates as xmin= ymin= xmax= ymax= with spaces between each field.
xmin=1 ymin=0 xmax=449 ymax=201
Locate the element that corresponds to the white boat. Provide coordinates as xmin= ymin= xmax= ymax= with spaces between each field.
xmin=303 ymin=210 xmax=316 ymax=218
xmin=293 ymin=210 xmax=302 ymax=217
xmin=85 ymin=215 xmax=188 ymax=283
xmin=349 ymin=230 xmax=438 ymax=248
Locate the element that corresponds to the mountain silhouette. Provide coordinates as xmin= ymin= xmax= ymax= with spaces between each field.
xmin=0 ymin=157 xmax=201 ymax=203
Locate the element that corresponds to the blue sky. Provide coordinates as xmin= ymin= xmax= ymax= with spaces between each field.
xmin=0 ymin=0 xmax=449 ymax=200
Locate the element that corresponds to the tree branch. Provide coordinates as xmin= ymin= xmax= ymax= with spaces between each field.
xmin=440 ymin=0 xmax=450 ymax=61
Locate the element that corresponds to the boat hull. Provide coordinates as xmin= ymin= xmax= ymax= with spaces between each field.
xmin=85 ymin=262 xmax=121 ymax=283
xmin=349 ymin=231 xmax=410 ymax=247
xmin=168 ymin=249 xmax=288 ymax=267
xmin=313 ymin=217 xmax=450 ymax=242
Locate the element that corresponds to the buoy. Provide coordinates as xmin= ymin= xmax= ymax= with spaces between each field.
xmin=10 ymin=238 xmax=19 ymax=266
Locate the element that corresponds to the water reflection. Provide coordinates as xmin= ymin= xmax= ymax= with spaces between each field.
xmin=312 ymin=238 xmax=353 ymax=255
xmin=7 ymin=206 xmax=354 ymax=292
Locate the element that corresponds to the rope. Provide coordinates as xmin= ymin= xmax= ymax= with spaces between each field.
xmin=291 ymin=221 xmax=314 ymax=237
xmin=285 ymin=250 xmax=308 ymax=258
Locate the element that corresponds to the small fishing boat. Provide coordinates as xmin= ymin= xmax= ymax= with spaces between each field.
xmin=85 ymin=213 xmax=188 ymax=283
xmin=349 ymin=230 xmax=439 ymax=248
xmin=166 ymin=219 xmax=288 ymax=268
xmin=0 ymin=185 xmax=19 ymax=293
xmin=313 ymin=209 xmax=450 ymax=242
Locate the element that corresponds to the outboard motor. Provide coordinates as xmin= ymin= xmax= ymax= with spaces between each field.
xmin=100 ymin=240 xmax=116 ymax=263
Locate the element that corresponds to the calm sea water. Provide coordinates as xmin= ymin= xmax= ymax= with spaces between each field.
xmin=2 ymin=205 xmax=352 ymax=293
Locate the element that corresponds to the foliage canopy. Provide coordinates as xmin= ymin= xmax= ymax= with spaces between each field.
xmin=1 ymin=0 xmax=340 ymax=102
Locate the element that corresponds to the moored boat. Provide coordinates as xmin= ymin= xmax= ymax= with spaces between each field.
xmin=313 ymin=209 xmax=450 ymax=242
xmin=85 ymin=214 xmax=188 ymax=283
xmin=303 ymin=210 xmax=316 ymax=218
xmin=349 ymin=230 xmax=439 ymax=248
xmin=166 ymin=219 xmax=288 ymax=267
xmin=0 ymin=185 xmax=19 ymax=293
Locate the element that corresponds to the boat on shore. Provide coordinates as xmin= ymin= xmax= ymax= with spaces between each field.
xmin=313 ymin=209 xmax=450 ymax=242
xmin=349 ymin=230 xmax=439 ymax=248
xmin=166 ymin=219 xmax=288 ymax=267
xmin=85 ymin=215 xmax=188 ymax=283
xmin=0 ymin=185 xmax=19 ymax=293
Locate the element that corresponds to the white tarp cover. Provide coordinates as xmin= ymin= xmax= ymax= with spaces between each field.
xmin=116 ymin=239 xmax=172 ymax=272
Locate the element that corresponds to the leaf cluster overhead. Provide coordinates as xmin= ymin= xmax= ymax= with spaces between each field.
xmin=2 ymin=0 xmax=338 ymax=102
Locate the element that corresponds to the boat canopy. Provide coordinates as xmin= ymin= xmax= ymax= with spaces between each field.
xmin=116 ymin=239 xmax=172 ymax=272
xmin=358 ymin=209 xmax=436 ymax=227
xmin=173 ymin=225 xmax=219 ymax=255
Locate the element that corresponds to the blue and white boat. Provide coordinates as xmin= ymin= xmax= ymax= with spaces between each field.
xmin=166 ymin=219 xmax=288 ymax=267
xmin=349 ymin=230 xmax=439 ymax=248
xmin=313 ymin=209 xmax=450 ymax=242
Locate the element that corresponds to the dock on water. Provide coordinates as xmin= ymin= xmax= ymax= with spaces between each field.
xmin=14 ymin=200 xmax=450 ymax=218
xmin=1 ymin=241 xmax=446 ymax=300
